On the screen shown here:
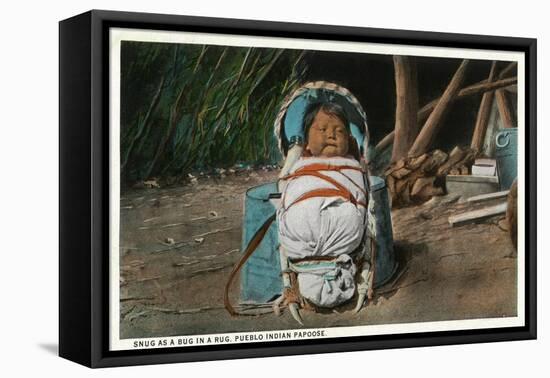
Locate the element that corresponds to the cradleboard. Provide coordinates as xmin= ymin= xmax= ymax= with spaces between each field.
xmin=224 ymin=82 xmax=397 ymax=318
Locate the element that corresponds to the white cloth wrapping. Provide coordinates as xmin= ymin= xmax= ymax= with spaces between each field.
xmin=289 ymin=254 xmax=358 ymax=307
xmin=277 ymin=156 xmax=368 ymax=307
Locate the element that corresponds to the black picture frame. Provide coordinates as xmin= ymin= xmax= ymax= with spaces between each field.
xmin=59 ymin=9 xmax=537 ymax=368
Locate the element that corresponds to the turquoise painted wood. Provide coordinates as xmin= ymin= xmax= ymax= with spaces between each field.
xmin=495 ymin=128 xmax=518 ymax=190
xmin=240 ymin=177 xmax=397 ymax=303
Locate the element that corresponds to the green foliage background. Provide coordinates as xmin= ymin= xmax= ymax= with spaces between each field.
xmin=120 ymin=41 xmax=307 ymax=183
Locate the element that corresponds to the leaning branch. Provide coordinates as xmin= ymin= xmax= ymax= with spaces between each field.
xmin=418 ymin=76 xmax=517 ymax=122
xmin=408 ymin=60 xmax=470 ymax=157
xmin=374 ymin=76 xmax=517 ymax=153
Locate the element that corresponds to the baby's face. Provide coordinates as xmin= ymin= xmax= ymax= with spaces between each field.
xmin=306 ymin=110 xmax=349 ymax=158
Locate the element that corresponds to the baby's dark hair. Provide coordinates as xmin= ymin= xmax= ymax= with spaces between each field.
xmin=303 ymin=102 xmax=350 ymax=142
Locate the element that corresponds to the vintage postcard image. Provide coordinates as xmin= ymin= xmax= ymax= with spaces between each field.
xmin=108 ymin=28 xmax=525 ymax=351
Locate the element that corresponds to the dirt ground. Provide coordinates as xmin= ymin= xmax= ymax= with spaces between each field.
xmin=119 ymin=169 xmax=517 ymax=339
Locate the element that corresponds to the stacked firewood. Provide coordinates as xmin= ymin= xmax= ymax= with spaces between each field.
xmin=375 ymin=57 xmax=516 ymax=208
xmin=384 ymin=146 xmax=475 ymax=207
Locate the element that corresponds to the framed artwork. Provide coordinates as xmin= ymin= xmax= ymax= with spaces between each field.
xmin=59 ymin=10 xmax=536 ymax=368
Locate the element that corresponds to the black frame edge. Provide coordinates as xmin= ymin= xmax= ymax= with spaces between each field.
xmin=90 ymin=9 xmax=110 ymax=368
xmin=526 ymin=38 xmax=537 ymax=340
xmin=59 ymin=9 xmax=537 ymax=368
xmin=89 ymin=8 xmax=536 ymax=50
xmin=59 ymin=11 xmax=93 ymax=367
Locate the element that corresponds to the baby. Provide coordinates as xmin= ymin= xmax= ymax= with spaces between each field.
xmin=277 ymin=102 xmax=368 ymax=308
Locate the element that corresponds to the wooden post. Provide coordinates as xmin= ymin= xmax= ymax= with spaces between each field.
xmin=471 ymin=61 xmax=498 ymax=152
xmin=408 ymin=60 xmax=470 ymax=157
xmin=495 ymin=61 xmax=517 ymax=129
xmin=391 ymin=56 xmax=419 ymax=162
xmin=495 ymin=89 xmax=515 ymax=128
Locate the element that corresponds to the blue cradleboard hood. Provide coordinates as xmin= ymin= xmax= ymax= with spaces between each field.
xmin=274 ymin=81 xmax=370 ymax=159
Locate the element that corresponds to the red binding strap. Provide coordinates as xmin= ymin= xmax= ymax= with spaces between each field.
xmin=281 ymin=169 xmax=367 ymax=210
xmin=295 ymin=163 xmax=365 ymax=174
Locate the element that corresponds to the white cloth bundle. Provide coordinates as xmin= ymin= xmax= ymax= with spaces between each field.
xmin=289 ymin=254 xmax=358 ymax=307
xmin=277 ymin=156 xmax=368 ymax=307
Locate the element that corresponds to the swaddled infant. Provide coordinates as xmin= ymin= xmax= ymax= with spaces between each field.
xmin=277 ymin=102 xmax=368 ymax=308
